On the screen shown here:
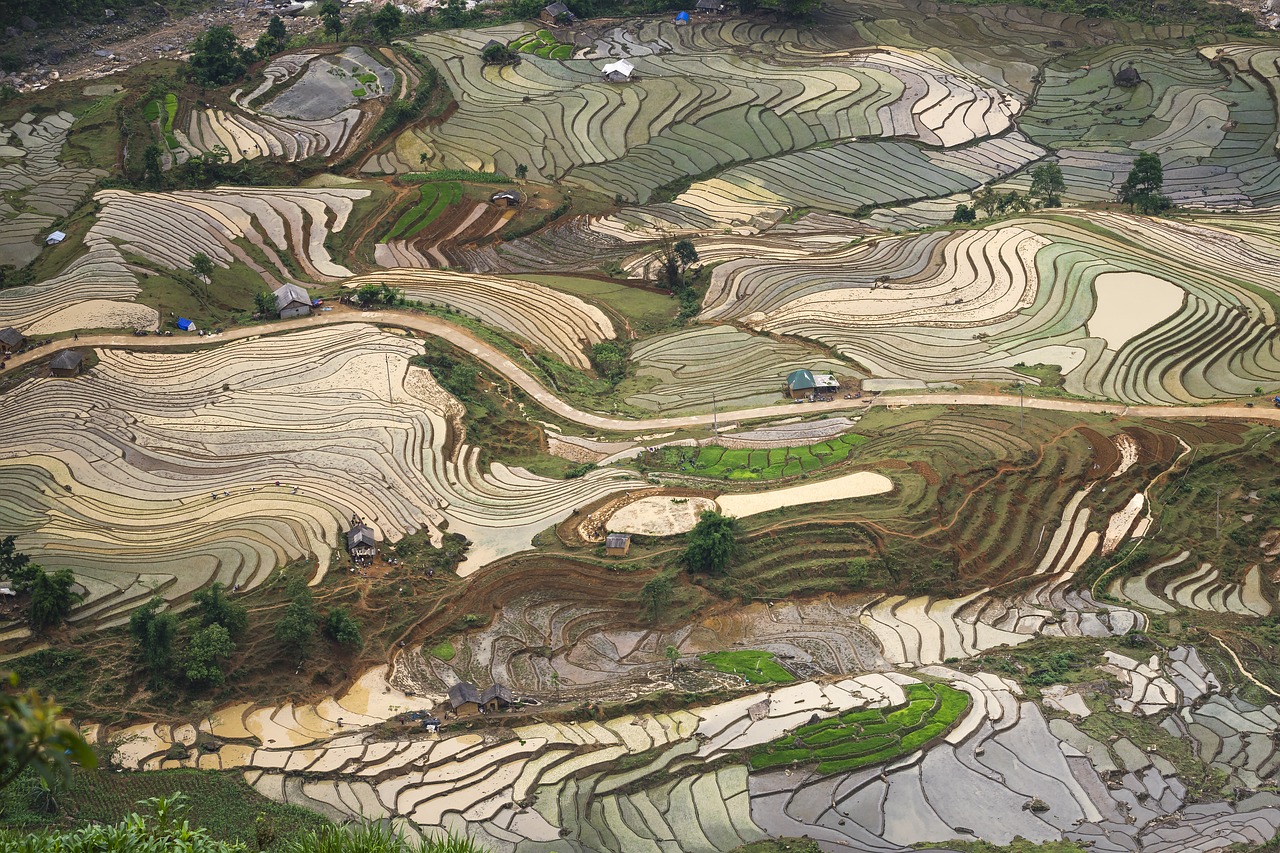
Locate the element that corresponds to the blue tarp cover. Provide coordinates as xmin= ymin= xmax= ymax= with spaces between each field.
xmin=676 ymin=10 xmax=690 ymax=19
xmin=177 ymin=318 xmax=195 ymax=331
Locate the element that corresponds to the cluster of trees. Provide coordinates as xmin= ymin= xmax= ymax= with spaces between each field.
xmin=355 ymin=282 xmax=407 ymax=308
xmin=481 ymin=41 xmax=519 ymax=66
xmin=128 ymin=579 xmax=363 ymax=689
xmin=129 ymin=583 xmax=245 ymax=687
xmin=186 ymin=2 xmax=406 ymax=88
xmin=952 ymin=163 xmax=1066 ymax=223
xmin=952 ymin=155 xmax=1170 ymax=224
xmin=656 ymin=239 xmax=702 ymax=319
xmin=0 ymin=538 xmax=80 ymax=634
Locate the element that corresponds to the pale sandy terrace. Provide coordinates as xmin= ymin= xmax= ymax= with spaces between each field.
xmin=606 ymin=496 xmax=717 ymax=536
xmin=1088 ymin=271 xmax=1185 ymax=350
xmin=717 ymin=471 xmax=893 ymax=518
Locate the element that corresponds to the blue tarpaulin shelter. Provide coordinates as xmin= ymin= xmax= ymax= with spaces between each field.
xmin=176 ymin=318 xmax=195 ymax=331
xmin=675 ymin=10 xmax=690 ymax=20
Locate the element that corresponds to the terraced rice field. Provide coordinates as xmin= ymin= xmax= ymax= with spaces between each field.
xmin=698 ymin=210 xmax=1280 ymax=403
xmin=181 ymin=47 xmax=394 ymax=164
xmin=0 ymin=325 xmax=640 ymax=625
xmin=0 ymin=186 xmax=368 ymax=333
xmin=392 ymin=18 xmax=1019 ymax=198
xmin=626 ymin=325 xmax=851 ymax=414
xmin=751 ymin=681 xmax=970 ymax=773
xmin=1020 ymin=45 xmax=1280 ymax=208
xmin=343 ymin=268 xmax=616 ymax=369
xmin=0 ymin=111 xmax=108 ymax=267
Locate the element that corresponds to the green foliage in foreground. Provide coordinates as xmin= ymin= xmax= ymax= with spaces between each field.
xmin=280 ymin=823 xmax=489 ymax=853
xmin=6 ymin=794 xmax=243 ymax=852
xmin=700 ymin=650 xmax=795 ymax=684
xmin=0 ymin=772 xmax=325 ymax=849
xmin=750 ymin=682 xmax=970 ymax=774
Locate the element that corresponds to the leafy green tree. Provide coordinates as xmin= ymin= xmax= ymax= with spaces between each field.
xmin=323 ymin=607 xmax=363 ymax=651
xmin=681 ymin=511 xmax=740 ymax=576
xmin=0 ymin=537 xmax=36 ymax=592
xmin=514 ymin=163 xmax=528 ymax=180
xmin=28 ymin=570 xmax=80 ymax=633
xmin=254 ymin=290 xmax=277 ymax=316
xmin=639 ymin=575 xmax=672 ymax=621
xmin=439 ymin=0 xmax=471 ymax=28
xmin=951 ymin=203 xmax=976 ymax=224
xmin=1029 ymin=162 xmax=1066 ymax=208
xmin=673 ymin=239 xmax=699 ymax=269
xmin=481 ymin=42 xmax=512 ymax=64
xmin=189 ymin=252 xmax=215 ymax=279
xmin=972 ymin=185 xmax=999 ymax=218
xmin=143 ymin=144 xmax=164 ymax=188
xmin=775 ymin=0 xmax=821 ymax=18
xmin=664 ymin=644 xmax=680 ymax=673
xmin=187 ymin=26 xmax=247 ymax=87
xmin=193 ymin=582 xmax=248 ymax=639
xmin=1118 ymin=152 xmax=1170 ymax=214
xmin=321 ymin=0 xmax=344 ymax=39
xmin=129 ymin=597 xmax=178 ymax=674
xmin=275 ymin=583 xmax=319 ymax=660
xmin=373 ymin=2 xmax=404 ymax=41
xmin=256 ymin=15 xmax=288 ymax=58
xmin=0 ymin=673 xmax=96 ymax=792
xmin=184 ymin=623 xmax=234 ymax=686
xmin=589 ymin=340 xmax=628 ymax=384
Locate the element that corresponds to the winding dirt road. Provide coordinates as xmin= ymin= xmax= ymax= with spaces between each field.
xmin=5 ymin=306 xmax=1277 ymax=432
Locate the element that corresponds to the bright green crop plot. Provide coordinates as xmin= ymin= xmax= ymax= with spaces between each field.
xmin=700 ymin=650 xmax=795 ymax=684
xmin=657 ymin=432 xmax=867 ymax=481
xmin=384 ymin=182 xmax=462 ymax=241
xmin=749 ymin=682 xmax=971 ymax=774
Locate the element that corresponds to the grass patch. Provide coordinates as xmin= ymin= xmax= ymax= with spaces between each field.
xmin=700 ymin=650 xmax=794 ymax=684
xmin=748 ymin=681 xmax=970 ymax=774
xmin=430 ymin=640 xmax=456 ymax=661
xmin=514 ymin=274 xmax=678 ymax=333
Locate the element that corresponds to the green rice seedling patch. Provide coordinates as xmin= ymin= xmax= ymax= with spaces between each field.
xmin=163 ymin=93 xmax=177 ymax=133
xmin=670 ymin=433 xmax=868 ymax=480
xmin=700 ymin=649 xmax=794 ymax=684
xmin=142 ymin=99 xmax=160 ymax=122
xmin=813 ymin=736 xmax=896 ymax=759
xmin=549 ymin=44 xmax=573 ymax=60
xmin=817 ymin=745 xmax=904 ymax=774
xmin=749 ymin=682 xmax=970 ymax=774
xmin=352 ymin=87 xmax=367 ymax=97
xmin=385 ymin=181 xmax=462 ymax=240
xmin=403 ymin=169 xmax=514 ymax=184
